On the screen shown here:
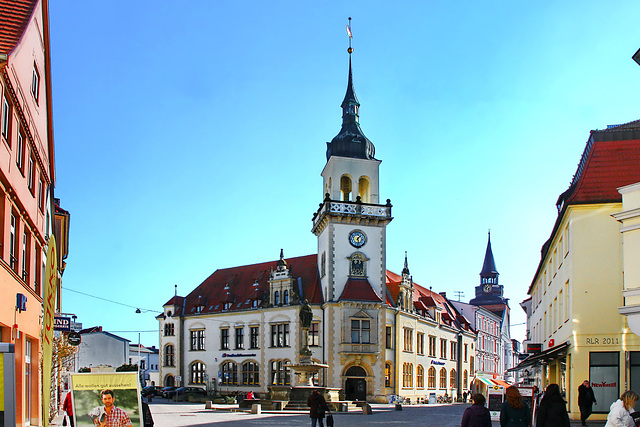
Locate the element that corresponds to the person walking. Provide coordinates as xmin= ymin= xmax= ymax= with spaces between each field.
xmin=605 ymin=390 xmax=638 ymax=427
xmin=578 ymin=380 xmax=597 ymax=425
xmin=499 ymin=386 xmax=530 ymax=427
xmin=307 ymin=390 xmax=329 ymax=427
xmin=536 ymin=383 xmax=570 ymax=427
xmin=62 ymin=391 xmax=74 ymax=427
xmin=461 ymin=393 xmax=492 ymax=427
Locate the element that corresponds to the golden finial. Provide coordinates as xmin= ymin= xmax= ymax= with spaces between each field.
xmin=346 ymin=17 xmax=353 ymax=54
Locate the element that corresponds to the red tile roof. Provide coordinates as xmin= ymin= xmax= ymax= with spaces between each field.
xmin=163 ymin=296 xmax=185 ymax=306
xmin=560 ymin=119 xmax=640 ymax=206
xmin=0 ymin=0 xmax=38 ymax=55
xmin=183 ymin=254 xmax=321 ymax=315
xmin=339 ymin=278 xmax=383 ymax=302
xmin=385 ymin=269 xmax=472 ymax=329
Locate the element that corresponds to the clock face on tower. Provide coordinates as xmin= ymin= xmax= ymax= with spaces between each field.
xmin=483 ymin=284 xmax=492 ymax=293
xmin=349 ymin=230 xmax=367 ymax=248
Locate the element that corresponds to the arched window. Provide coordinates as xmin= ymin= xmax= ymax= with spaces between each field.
xmin=164 ymin=344 xmax=174 ymax=367
xmin=242 ymin=361 xmax=260 ymax=385
xmin=470 ymin=356 xmax=474 ymax=375
xmin=439 ymin=368 xmax=447 ymax=389
xmin=358 ymin=177 xmax=370 ymax=203
xmin=450 ymin=369 xmax=457 ymax=389
xmin=270 ymin=360 xmax=290 ymax=385
xmin=417 ymin=365 xmax=424 ymax=388
xmin=283 ymin=290 xmax=289 ymax=305
xmin=385 ymin=363 xmax=392 ymax=387
xmin=463 ymin=370 xmax=468 ymax=389
xmin=221 ymin=361 xmax=238 ymax=385
xmin=274 ymin=291 xmax=280 ymax=305
xmin=402 ymin=363 xmax=413 ymax=388
xmin=340 ymin=175 xmax=352 ymax=201
xmin=350 ymin=253 xmax=366 ymax=277
xmin=190 ymin=361 xmax=206 ymax=384
xmin=428 ymin=367 xmax=436 ymax=389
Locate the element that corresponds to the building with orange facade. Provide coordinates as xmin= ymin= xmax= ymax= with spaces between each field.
xmin=0 ymin=1 xmax=68 ymax=425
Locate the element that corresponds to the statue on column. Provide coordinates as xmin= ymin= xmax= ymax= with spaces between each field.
xmin=299 ymin=299 xmax=313 ymax=328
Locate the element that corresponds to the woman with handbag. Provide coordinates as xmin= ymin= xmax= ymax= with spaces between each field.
xmin=62 ymin=391 xmax=74 ymax=427
xmin=307 ymin=390 xmax=330 ymax=427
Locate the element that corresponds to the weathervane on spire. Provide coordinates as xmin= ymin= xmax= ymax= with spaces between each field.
xmin=346 ymin=17 xmax=353 ymax=54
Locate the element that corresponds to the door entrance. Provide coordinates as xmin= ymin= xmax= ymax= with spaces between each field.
xmin=344 ymin=366 xmax=367 ymax=401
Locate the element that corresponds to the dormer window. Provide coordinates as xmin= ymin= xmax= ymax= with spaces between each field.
xmin=223 ymin=302 xmax=231 ymax=311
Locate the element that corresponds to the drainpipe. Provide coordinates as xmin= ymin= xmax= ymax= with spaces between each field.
xmin=456 ymin=332 xmax=463 ymax=401
xmin=395 ymin=307 xmax=400 ymax=398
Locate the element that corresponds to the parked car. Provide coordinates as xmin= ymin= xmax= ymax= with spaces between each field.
xmin=141 ymin=386 xmax=162 ymax=397
xmin=174 ymin=387 xmax=207 ymax=399
xmin=161 ymin=386 xmax=177 ymax=398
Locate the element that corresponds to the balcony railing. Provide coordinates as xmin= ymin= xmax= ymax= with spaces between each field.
xmin=312 ymin=197 xmax=392 ymax=229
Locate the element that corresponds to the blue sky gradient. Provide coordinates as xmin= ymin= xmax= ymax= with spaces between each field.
xmin=49 ymin=1 xmax=640 ymax=346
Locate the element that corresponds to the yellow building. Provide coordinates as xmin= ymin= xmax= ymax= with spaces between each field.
xmin=519 ymin=120 xmax=640 ymax=421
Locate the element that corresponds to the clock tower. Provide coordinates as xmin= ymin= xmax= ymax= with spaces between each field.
xmin=311 ymin=52 xmax=393 ymax=302
xmin=469 ymin=231 xmax=507 ymax=312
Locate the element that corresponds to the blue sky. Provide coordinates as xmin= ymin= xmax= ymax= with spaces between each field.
xmin=49 ymin=1 xmax=640 ymax=347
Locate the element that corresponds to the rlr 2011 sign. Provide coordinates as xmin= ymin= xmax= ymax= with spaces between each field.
xmin=54 ymin=316 xmax=71 ymax=332
xmin=585 ymin=337 xmax=620 ymax=345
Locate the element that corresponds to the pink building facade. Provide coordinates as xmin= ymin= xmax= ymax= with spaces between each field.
xmin=0 ymin=0 xmax=65 ymax=425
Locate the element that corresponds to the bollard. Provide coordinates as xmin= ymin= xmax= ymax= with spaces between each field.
xmin=251 ymin=404 xmax=262 ymax=414
xmin=395 ymin=403 xmax=402 ymax=410
xmin=362 ymin=403 xmax=372 ymax=415
xmin=205 ymin=401 xmax=213 ymax=409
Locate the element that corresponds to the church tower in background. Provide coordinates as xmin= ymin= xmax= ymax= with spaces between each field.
xmin=470 ymin=231 xmax=508 ymax=314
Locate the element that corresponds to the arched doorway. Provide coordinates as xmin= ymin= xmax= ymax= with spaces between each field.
xmin=164 ymin=375 xmax=175 ymax=387
xmin=344 ymin=366 xmax=367 ymax=401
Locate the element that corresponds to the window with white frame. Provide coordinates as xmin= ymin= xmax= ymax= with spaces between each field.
xmin=31 ymin=64 xmax=39 ymax=103
xmin=351 ymin=319 xmax=370 ymax=344
xmin=271 ymin=323 xmax=289 ymax=347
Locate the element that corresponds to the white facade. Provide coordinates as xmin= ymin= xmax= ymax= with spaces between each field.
xmin=76 ymin=330 xmax=130 ymax=371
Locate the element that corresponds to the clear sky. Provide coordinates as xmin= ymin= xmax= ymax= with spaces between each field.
xmin=49 ymin=1 xmax=640 ymax=348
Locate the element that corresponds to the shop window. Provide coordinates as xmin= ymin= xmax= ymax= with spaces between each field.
xmin=589 ymin=352 xmax=619 ymax=413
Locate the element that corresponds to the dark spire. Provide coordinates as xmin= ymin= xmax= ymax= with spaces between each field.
xmin=402 ymin=251 xmax=410 ymax=276
xmin=276 ymin=248 xmax=287 ymax=270
xmin=326 ymin=18 xmax=376 ymax=161
xmin=480 ymin=231 xmax=499 ymax=284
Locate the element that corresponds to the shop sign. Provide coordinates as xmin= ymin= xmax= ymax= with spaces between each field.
xmin=222 ymin=353 xmax=257 ymax=358
xmin=430 ymin=360 xmax=445 ymax=365
xmin=54 ymin=316 xmax=71 ymax=332
xmin=526 ymin=343 xmax=542 ymax=353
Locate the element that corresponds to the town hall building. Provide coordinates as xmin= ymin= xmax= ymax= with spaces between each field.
xmin=158 ymin=48 xmax=476 ymax=404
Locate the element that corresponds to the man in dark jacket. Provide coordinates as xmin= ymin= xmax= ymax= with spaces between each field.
xmin=307 ymin=390 xmax=329 ymax=427
xmin=578 ymin=380 xmax=597 ymax=425
xmin=461 ymin=394 xmax=492 ymax=427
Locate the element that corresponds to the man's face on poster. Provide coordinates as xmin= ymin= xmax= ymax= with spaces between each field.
xmin=583 ymin=381 xmax=590 ymax=388
xmin=101 ymin=393 xmax=114 ymax=409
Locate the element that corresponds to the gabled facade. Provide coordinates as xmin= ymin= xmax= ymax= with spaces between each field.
xmin=0 ymin=1 xmax=67 ymax=425
xmin=158 ymin=48 xmax=476 ymax=403
xmin=519 ymin=120 xmax=640 ymax=421
xmin=75 ymin=327 xmax=130 ymax=371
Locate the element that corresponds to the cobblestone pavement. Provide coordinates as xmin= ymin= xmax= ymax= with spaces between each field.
xmin=50 ymin=398 xmax=608 ymax=427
